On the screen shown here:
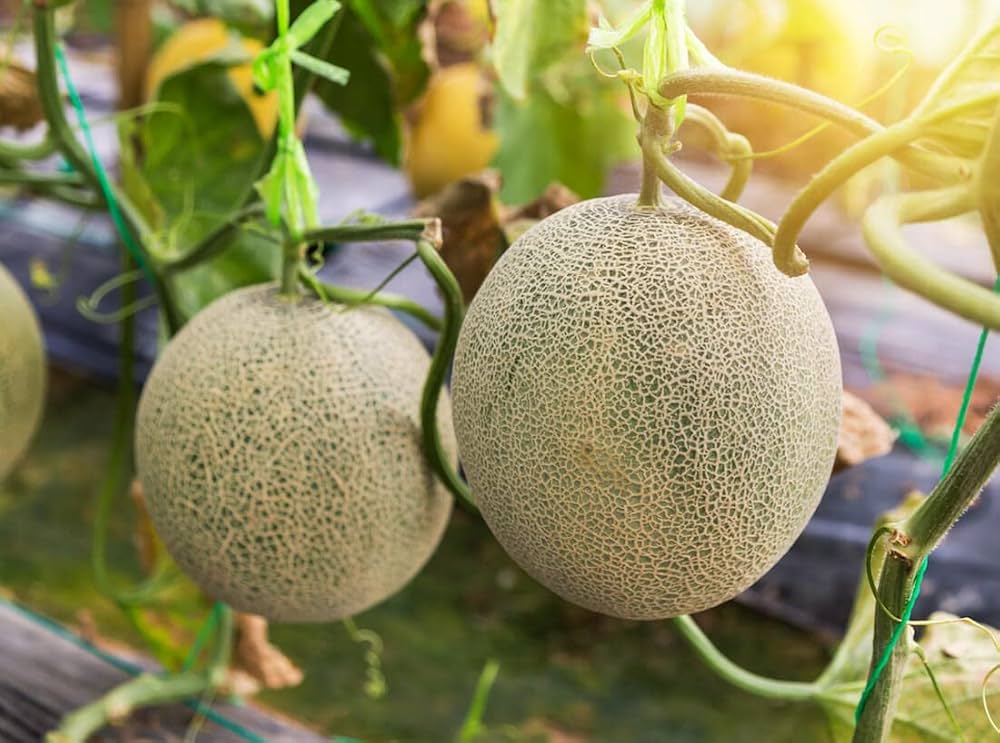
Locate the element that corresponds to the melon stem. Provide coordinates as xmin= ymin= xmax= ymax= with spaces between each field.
xmin=854 ymin=403 xmax=1000 ymax=741
xmin=280 ymin=242 xmax=302 ymax=296
xmin=48 ymin=605 xmax=235 ymax=742
xmin=672 ymin=616 xmax=821 ymax=700
xmin=637 ymin=105 xmax=674 ymax=209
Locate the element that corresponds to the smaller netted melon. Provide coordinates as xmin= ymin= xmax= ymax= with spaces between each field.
xmin=135 ymin=284 xmax=455 ymax=622
xmin=452 ymin=195 xmax=842 ymax=620
xmin=0 ymin=263 xmax=45 ymax=480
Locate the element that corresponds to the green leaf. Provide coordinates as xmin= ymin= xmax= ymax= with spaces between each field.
xmin=346 ymin=0 xmax=429 ymax=104
xmin=306 ymin=6 xmax=403 ymax=164
xmin=287 ymin=0 xmax=341 ymax=49
xmin=168 ymin=229 xmax=281 ymax=319
xmin=492 ymin=0 xmax=589 ymax=100
xmin=121 ymin=60 xmax=279 ymax=319
xmin=289 ymin=0 xmax=429 ymax=165
xmin=493 ymin=66 xmax=635 ymax=203
xmin=911 ymin=23 xmax=1000 ymax=159
xmin=818 ymin=612 xmax=1000 ymax=742
xmin=289 ymin=49 xmax=350 ymax=86
xmin=587 ymin=2 xmax=652 ymax=52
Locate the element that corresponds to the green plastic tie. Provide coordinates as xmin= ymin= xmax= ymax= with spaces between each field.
xmin=53 ymin=43 xmax=154 ymax=285
xmin=854 ymin=275 xmax=1000 ymax=722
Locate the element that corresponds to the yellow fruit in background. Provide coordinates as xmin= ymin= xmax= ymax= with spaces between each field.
xmin=145 ymin=18 xmax=277 ymax=138
xmin=405 ymin=63 xmax=499 ymax=198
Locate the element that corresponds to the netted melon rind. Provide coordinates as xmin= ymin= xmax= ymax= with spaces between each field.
xmin=0 ymin=263 xmax=45 ymax=480
xmin=135 ymin=284 xmax=456 ymax=622
xmin=452 ymin=194 xmax=842 ymax=620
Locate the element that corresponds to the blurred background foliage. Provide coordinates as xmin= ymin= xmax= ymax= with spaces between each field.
xmin=33 ymin=0 xmax=997 ymax=212
xmin=96 ymin=0 xmax=1000 ymax=207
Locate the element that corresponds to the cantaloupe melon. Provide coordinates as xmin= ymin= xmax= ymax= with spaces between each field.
xmin=135 ymin=284 xmax=455 ymax=622
xmin=451 ymin=195 xmax=842 ymax=620
xmin=0 ymin=263 xmax=45 ymax=480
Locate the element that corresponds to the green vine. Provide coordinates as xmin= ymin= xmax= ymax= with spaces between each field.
xmin=12 ymin=1 xmax=1000 ymax=740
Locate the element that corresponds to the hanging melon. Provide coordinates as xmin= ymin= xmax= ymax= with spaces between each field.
xmin=135 ymin=284 xmax=456 ymax=622
xmin=452 ymin=195 xmax=842 ymax=620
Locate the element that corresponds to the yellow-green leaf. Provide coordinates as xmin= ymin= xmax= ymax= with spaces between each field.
xmin=491 ymin=0 xmax=589 ymax=100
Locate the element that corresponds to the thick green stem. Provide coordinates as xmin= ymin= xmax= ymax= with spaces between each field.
xmin=854 ymin=405 xmax=1000 ymax=741
xmin=852 ymin=554 xmax=915 ymax=742
xmin=863 ymin=187 xmax=1000 ymax=330
xmin=646 ymin=139 xmax=788 ymax=257
xmin=244 ymin=0 xmax=343 ymax=207
xmin=773 ymin=120 xmax=924 ymax=276
xmin=300 ymin=220 xmax=434 ymax=245
xmin=32 ymin=8 xmax=154 ymax=247
xmin=48 ymin=606 xmax=234 ymax=743
xmin=657 ymin=68 xmax=966 ymax=184
xmin=414 ymin=238 xmax=477 ymax=511
xmin=301 ymin=270 xmax=443 ymax=331
xmin=160 ymin=204 xmax=266 ymax=276
xmin=280 ymin=242 xmax=302 ymax=296
xmin=903 ymin=404 xmax=1000 ymax=557
xmin=32 ymin=4 xmax=183 ymax=333
xmin=639 ymin=146 xmax=664 ymax=208
xmin=90 ymin=253 xmax=172 ymax=609
xmin=637 ymin=106 xmax=670 ymax=208
xmin=0 ymin=134 xmax=57 ymax=161
xmin=0 ymin=168 xmax=84 ymax=187
xmin=671 ymin=616 xmax=821 ymax=700
xmin=0 ymin=165 xmax=100 ymax=208
xmin=816 ymin=493 xmax=925 ymax=688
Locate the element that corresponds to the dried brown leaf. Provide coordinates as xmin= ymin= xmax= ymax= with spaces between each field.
xmin=834 ymin=390 xmax=897 ymax=473
xmin=0 ymin=61 xmax=43 ymax=131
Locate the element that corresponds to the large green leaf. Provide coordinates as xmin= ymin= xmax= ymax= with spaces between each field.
xmin=493 ymin=63 xmax=635 ymax=203
xmin=121 ymin=60 xmax=279 ymax=321
xmin=306 ymin=7 xmax=401 ymax=164
xmin=491 ymin=0 xmax=589 ymax=100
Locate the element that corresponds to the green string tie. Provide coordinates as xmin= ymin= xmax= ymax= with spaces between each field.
xmin=53 ymin=43 xmax=154 ymax=285
xmin=854 ymin=275 xmax=1000 ymax=722
xmin=48 ymin=43 xmax=271 ymax=743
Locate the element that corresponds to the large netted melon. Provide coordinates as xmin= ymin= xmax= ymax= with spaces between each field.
xmin=135 ymin=284 xmax=455 ymax=622
xmin=0 ymin=262 xmax=45 ymax=480
xmin=452 ymin=195 xmax=842 ymax=620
